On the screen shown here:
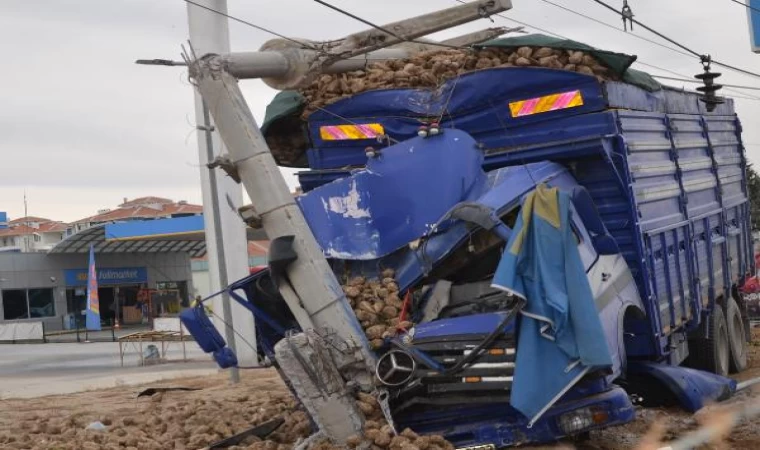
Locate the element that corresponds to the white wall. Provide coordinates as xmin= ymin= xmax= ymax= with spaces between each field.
xmin=192 ymin=269 xmax=212 ymax=299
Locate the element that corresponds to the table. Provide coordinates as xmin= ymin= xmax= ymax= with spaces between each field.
xmin=117 ymin=330 xmax=192 ymax=367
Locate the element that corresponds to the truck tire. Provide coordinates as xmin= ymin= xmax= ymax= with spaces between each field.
xmin=686 ymin=306 xmax=730 ymax=377
xmin=726 ymin=297 xmax=749 ymax=373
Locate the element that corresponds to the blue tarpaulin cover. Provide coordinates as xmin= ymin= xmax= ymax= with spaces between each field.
xmin=491 ymin=184 xmax=611 ymax=425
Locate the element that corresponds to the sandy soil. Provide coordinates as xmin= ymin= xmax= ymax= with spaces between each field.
xmin=1 ymin=329 xmax=758 ymax=450
xmin=0 ymin=369 xmax=308 ymax=450
xmin=583 ymin=326 xmax=760 ymax=450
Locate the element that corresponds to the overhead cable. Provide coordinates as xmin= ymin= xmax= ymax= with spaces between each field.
xmin=313 ymin=0 xmax=465 ymax=50
xmin=651 ymin=75 xmax=760 ymax=92
xmin=183 ymin=0 xmax=319 ymax=50
xmin=588 ymin=0 xmax=701 ymax=57
xmin=537 ymin=0 xmax=694 ymax=58
xmin=588 ymin=0 xmax=760 ymax=80
xmin=729 ymin=0 xmax=760 ymax=14
xmin=450 ymin=1 xmax=760 ymax=100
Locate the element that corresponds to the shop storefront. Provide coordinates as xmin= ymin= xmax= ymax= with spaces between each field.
xmin=0 ymin=252 xmax=193 ymax=331
xmin=64 ymin=266 xmax=148 ymax=327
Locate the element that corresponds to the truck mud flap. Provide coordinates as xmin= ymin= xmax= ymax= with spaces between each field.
xmin=624 ymin=361 xmax=736 ymax=412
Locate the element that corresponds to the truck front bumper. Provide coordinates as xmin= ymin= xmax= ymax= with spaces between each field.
xmin=397 ymin=386 xmax=635 ymax=448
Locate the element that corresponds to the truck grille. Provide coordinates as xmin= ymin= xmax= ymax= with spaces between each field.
xmin=392 ymin=336 xmax=516 ymax=414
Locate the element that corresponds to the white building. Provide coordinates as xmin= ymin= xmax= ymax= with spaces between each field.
xmin=0 ymin=217 xmax=68 ymax=253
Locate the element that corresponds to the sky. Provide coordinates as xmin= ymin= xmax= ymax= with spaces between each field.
xmin=2 ymin=0 xmax=760 ymax=222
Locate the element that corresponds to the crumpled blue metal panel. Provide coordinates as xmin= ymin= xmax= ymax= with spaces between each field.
xmin=328 ymin=162 xmax=572 ymax=293
xmin=297 ymin=130 xmax=487 ymax=260
xmin=411 ymin=312 xmax=516 ymax=341
xmin=627 ymin=361 xmax=736 ymax=412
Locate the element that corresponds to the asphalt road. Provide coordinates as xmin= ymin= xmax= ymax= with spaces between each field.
xmin=0 ymin=341 xmax=218 ymax=399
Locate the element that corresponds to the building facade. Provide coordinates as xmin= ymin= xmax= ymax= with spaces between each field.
xmin=0 ymin=217 xmax=68 ymax=253
xmin=0 ymin=252 xmax=192 ymax=331
xmin=69 ymin=197 xmax=203 ymax=235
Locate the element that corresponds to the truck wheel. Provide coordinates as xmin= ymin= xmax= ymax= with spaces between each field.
xmin=687 ymin=306 xmax=730 ymax=377
xmin=726 ymin=297 xmax=749 ymax=373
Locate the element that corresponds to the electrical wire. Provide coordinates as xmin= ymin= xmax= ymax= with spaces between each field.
xmin=588 ymin=0 xmax=760 ymax=80
xmin=729 ymin=0 xmax=760 ymax=14
xmin=636 ymin=61 xmax=760 ymax=101
xmin=450 ymin=1 xmax=760 ymax=101
xmin=453 ymin=0 xmax=565 ymax=39
xmin=651 ymin=75 xmax=760 ymax=91
xmin=312 ymin=0 xmax=465 ymax=50
xmin=536 ymin=0 xmax=694 ymax=59
xmin=182 ymin=0 xmax=319 ymax=51
xmin=535 ymin=0 xmax=760 ymax=98
xmin=588 ymin=0 xmax=701 ymax=57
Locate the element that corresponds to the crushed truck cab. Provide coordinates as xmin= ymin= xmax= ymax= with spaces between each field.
xmin=183 ymin=35 xmax=753 ymax=449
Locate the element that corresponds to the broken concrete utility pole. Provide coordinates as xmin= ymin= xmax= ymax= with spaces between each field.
xmin=211 ymin=0 xmax=513 ymax=89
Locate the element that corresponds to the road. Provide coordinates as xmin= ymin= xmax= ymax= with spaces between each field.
xmin=0 ymin=341 xmax=218 ymax=399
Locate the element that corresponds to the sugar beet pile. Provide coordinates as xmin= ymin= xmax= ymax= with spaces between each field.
xmin=342 ymin=269 xmax=411 ymax=350
xmin=299 ymin=46 xmax=615 ymax=118
xmin=0 ymin=384 xmax=452 ymax=450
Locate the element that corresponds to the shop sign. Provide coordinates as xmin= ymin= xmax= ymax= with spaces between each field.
xmin=64 ymin=267 xmax=147 ymax=286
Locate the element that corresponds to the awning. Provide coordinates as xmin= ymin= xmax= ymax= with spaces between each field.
xmin=49 ymin=216 xmax=267 ymax=257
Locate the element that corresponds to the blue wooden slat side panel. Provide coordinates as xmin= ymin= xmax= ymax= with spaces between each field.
xmin=705 ymin=115 xmax=751 ymax=291
xmin=617 ymin=112 xmax=684 ymax=233
xmin=604 ymin=82 xmax=736 ymax=116
xmin=616 ymin=111 xmax=685 ymax=338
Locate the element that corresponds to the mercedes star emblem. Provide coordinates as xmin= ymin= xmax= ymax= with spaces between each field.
xmin=375 ymin=350 xmax=416 ymax=386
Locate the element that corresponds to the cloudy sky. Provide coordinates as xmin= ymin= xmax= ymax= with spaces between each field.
xmin=2 ymin=0 xmax=760 ymax=222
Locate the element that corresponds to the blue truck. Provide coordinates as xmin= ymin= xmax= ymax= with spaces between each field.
xmin=184 ymin=40 xmax=753 ymax=448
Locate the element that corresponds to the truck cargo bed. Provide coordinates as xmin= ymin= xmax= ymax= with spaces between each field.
xmin=298 ymin=67 xmax=752 ymax=360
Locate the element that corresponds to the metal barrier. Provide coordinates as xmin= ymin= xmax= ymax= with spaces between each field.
xmin=0 ymin=321 xmax=45 ymax=343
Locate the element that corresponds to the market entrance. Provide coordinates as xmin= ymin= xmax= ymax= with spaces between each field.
xmin=64 ymin=266 xmax=149 ymax=328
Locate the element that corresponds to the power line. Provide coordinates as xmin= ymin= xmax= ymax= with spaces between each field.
xmin=588 ymin=0 xmax=760 ymax=80
xmin=636 ymin=61 xmax=760 ymax=101
xmin=452 ymin=0 xmax=760 ymax=101
xmin=454 ymin=0 xmax=565 ymax=39
xmin=537 ymin=0 xmax=694 ymax=59
xmin=588 ymin=0 xmax=701 ymax=57
xmin=651 ymin=75 xmax=760 ymax=91
xmin=729 ymin=0 xmax=760 ymax=14
xmin=538 ymin=0 xmax=760 ymax=95
xmin=182 ymin=0 xmax=319 ymax=51
xmin=313 ymin=0 xmax=464 ymax=50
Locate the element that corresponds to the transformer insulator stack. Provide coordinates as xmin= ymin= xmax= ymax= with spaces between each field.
xmin=695 ymin=55 xmax=724 ymax=112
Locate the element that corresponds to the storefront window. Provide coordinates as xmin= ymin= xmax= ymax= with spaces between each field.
xmin=2 ymin=288 xmax=56 ymax=320
xmin=2 ymin=290 xmax=28 ymax=320
xmin=28 ymin=288 xmax=55 ymax=318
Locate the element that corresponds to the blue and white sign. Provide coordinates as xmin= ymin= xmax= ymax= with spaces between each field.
xmin=64 ymin=266 xmax=147 ymax=286
xmin=747 ymin=0 xmax=760 ymax=53
xmin=0 ymin=212 xmax=7 ymax=229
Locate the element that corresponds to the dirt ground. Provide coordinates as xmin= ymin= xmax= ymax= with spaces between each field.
xmin=583 ymin=326 xmax=760 ymax=450
xmin=1 ymin=329 xmax=759 ymax=450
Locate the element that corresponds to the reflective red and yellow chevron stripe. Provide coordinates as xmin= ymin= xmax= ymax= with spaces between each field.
xmin=319 ymin=123 xmax=384 ymax=141
xmin=508 ymin=90 xmax=584 ymax=118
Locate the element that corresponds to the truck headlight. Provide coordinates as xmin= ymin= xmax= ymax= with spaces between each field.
xmin=557 ymin=407 xmax=609 ymax=435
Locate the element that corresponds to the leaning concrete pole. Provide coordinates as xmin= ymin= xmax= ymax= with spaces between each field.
xmin=189 ymin=58 xmax=375 ymax=367
xmin=186 ymin=0 xmax=257 ymax=377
